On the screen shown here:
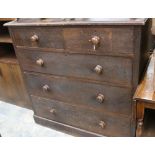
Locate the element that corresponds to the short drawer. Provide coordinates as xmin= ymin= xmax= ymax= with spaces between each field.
xmin=16 ymin=49 xmax=132 ymax=87
xmin=10 ymin=27 xmax=64 ymax=49
xmin=63 ymin=26 xmax=134 ymax=55
xmin=24 ymin=72 xmax=132 ymax=115
xmin=11 ymin=26 xmax=134 ymax=56
xmin=32 ymin=96 xmax=131 ymax=136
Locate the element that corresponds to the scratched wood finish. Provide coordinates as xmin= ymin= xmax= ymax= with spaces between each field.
xmin=11 ymin=27 xmax=64 ymax=49
xmin=16 ymin=48 xmax=132 ymax=87
xmin=10 ymin=26 xmax=134 ymax=56
xmin=63 ymin=26 xmax=134 ymax=55
xmin=6 ymin=18 xmax=152 ymax=136
xmin=24 ymin=72 xmax=132 ymax=115
xmin=32 ymin=95 xmax=131 ymax=136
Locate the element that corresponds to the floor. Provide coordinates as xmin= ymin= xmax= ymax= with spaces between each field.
xmin=0 ymin=101 xmax=71 ymax=137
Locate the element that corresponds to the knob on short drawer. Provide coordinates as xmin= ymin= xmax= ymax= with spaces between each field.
xmin=36 ymin=58 xmax=44 ymax=66
xmin=99 ymin=121 xmax=106 ymax=129
xmin=31 ymin=34 xmax=39 ymax=42
xmin=42 ymin=85 xmax=50 ymax=92
xmin=96 ymin=93 xmax=105 ymax=103
xmin=89 ymin=36 xmax=100 ymax=50
xmin=94 ymin=65 xmax=103 ymax=74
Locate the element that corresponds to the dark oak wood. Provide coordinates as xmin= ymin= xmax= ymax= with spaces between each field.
xmin=34 ymin=115 xmax=103 ymax=137
xmin=16 ymin=48 xmax=133 ymax=87
xmin=7 ymin=18 xmax=152 ymax=136
xmin=10 ymin=26 xmax=135 ymax=56
xmin=32 ymin=95 xmax=131 ymax=136
xmin=24 ymin=72 xmax=132 ymax=115
xmin=63 ymin=26 xmax=134 ymax=55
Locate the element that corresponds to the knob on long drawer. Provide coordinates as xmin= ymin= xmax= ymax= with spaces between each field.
xmin=36 ymin=58 xmax=44 ymax=66
xmin=96 ymin=93 xmax=105 ymax=103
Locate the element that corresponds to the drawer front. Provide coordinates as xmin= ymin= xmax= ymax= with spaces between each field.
xmin=16 ymin=49 xmax=132 ymax=87
xmin=63 ymin=26 xmax=134 ymax=55
xmin=24 ymin=72 xmax=132 ymax=115
xmin=11 ymin=27 xmax=64 ymax=49
xmin=11 ymin=26 xmax=134 ymax=56
xmin=32 ymin=96 xmax=131 ymax=136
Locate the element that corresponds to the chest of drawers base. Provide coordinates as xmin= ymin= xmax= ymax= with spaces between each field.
xmin=6 ymin=18 xmax=152 ymax=136
xmin=34 ymin=115 xmax=103 ymax=137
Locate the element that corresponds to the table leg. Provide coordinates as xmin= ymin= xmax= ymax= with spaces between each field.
xmin=136 ymin=102 xmax=145 ymax=137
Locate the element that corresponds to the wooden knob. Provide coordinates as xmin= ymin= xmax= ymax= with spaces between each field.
xmin=42 ymin=85 xmax=50 ymax=92
xmin=50 ymin=108 xmax=56 ymax=114
xmin=31 ymin=34 xmax=39 ymax=42
xmin=96 ymin=94 xmax=105 ymax=103
xmin=99 ymin=121 xmax=106 ymax=129
xmin=36 ymin=58 xmax=44 ymax=66
xmin=94 ymin=65 xmax=103 ymax=74
xmin=89 ymin=36 xmax=100 ymax=50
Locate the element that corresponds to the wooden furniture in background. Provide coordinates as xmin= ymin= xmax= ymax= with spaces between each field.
xmin=134 ymin=53 xmax=155 ymax=136
xmin=6 ymin=18 xmax=152 ymax=136
xmin=0 ymin=19 xmax=31 ymax=109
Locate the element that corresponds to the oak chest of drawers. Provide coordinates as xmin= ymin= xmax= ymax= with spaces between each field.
xmin=6 ymin=18 xmax=152 ymax=136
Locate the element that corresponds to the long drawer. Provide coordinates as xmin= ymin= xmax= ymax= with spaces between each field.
xmin=11 ymin=26 xmax=134 ymax=56
xmin=31 ymin=95 xmax=131 ymax=136
xmin=16 ymin=49 xmax=132 ymax=87
xmin=24 ymin=72 xmax=132 ymax=115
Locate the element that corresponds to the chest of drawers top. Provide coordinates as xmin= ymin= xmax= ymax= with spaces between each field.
xmin=5 ymin=18 xmax=147 ymax=26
